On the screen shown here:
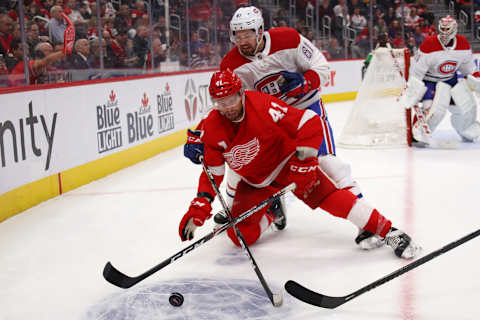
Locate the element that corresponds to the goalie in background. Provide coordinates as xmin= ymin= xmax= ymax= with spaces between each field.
xmin=179 ymin=69 xmax=421 ymax=260
xmin=361 ymin=33 xmax=391 ymax=79
xmin=400 ymin=15 xmax=480 ymax=145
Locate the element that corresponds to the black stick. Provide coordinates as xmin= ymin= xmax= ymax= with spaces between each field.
xmin=285 ymin=228 xmax=480 ymax=309
xmin=103 ymin=183 xmax=296 ymax=289
xmin=200 ymin=157 xmax=284 ymax=307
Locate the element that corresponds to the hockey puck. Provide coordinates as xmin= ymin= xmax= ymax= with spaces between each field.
xmin=169 ymin=292 xmax=184 ymax=307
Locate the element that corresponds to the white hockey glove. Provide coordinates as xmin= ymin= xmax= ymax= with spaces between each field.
xmin=466 ymin=74 xmax=480 ymax=94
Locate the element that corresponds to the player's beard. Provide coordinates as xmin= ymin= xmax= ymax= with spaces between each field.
xmin=221 ymin=106 xmax=244 ymax=122
xmin=239 ymin=44 xmax=255 ymax=56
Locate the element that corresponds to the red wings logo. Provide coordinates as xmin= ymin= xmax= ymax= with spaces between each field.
xmin=224 ymin=138 xmax=260 ymax=170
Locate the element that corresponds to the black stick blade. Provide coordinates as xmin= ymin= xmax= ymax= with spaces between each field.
xmin=103 ymin=262 xmax=138 ymax=289
xmin=285 ymin=280 xmax=347 ymax=309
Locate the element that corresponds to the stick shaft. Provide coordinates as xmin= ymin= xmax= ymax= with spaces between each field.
xmin=200 ymin=157 xmax=283 ymax=306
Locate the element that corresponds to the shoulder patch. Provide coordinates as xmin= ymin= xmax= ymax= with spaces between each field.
xmin=220 ymin=47 xmax=251 ymax=71
xmin=419 ymin=36 xmax=443 ymax=54
xmin=455 ymin=35 xmax=471 ymax=50
xmin=268 ymin=27 xmax=301 ymax=54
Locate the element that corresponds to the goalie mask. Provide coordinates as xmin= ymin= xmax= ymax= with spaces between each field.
xmin=230 ymin=6 xmax=264 ymax=46
xmin=438 ymin=16 xmax=457 ymax=46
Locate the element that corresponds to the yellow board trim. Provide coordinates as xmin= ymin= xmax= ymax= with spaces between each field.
xmin=322 ymin=91 xmax=357 ymax=103
xmin=0 ymin=129 xmax=188 ymax=223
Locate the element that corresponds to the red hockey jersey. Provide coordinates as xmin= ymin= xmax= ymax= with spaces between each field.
xmin=197 ymin=91 xmax=323 ymax=197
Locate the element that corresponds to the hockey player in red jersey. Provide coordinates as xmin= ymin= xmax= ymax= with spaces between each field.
xmin=184 ymin=6 xmax=388 ymax=249
xmin=179 ymin=69 xmax=421 ymax=259
xmin=400 ymin=15 xmax=480 ymax=145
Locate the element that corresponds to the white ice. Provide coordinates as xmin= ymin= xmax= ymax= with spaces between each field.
xmin=1 ymin=101 xmax=480 ymax=320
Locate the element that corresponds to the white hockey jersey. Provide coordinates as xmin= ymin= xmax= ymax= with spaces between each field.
xmin=413 ymin=35 xmax=477 ymax=82
xmin=220 ymin=27 xmax=330 ymax=110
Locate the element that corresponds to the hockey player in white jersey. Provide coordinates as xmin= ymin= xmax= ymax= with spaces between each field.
xmin=401 ymin=15 xmax=480 ymax=144
xmin=184 ymin=6 xmax=392 ymax=250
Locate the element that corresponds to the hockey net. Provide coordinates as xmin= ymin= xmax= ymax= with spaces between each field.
xmin=338 ymin=47 xmax=412 ymax=148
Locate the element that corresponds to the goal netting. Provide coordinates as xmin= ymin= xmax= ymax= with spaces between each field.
xmin=338 ymin=47 xmax=412 ymax=148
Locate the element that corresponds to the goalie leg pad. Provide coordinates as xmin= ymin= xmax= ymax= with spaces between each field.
xmin=450 ymin=79 xmax=479 ymax=140
xmin=400 ymin=76 xmax=427 ymax=110
xmin=426 ymin=81 xmax=451 ymax=131
xmin=451 ymin=79 xmax=476 ymax=115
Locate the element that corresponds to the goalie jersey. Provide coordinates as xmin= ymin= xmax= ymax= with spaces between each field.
xmin=197 ymin=91 xmax=322 ymax=196
xmin=413 ymin=35 xmax=476 ymax=82
xmin=220 ymin=27 xmax=330 ymax=110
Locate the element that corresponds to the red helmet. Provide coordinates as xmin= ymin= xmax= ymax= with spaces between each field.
xmin=209 ymin=69 xmax=242 ymax=99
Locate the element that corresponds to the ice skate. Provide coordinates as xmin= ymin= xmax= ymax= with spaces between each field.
xmin=355 ymin=228 xmax=384 ymax=250
xmin=384 ymin=227 xmax=421 ymax=259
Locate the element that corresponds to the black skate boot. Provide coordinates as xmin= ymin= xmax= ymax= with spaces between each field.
xmin=355 ymin=229 xmax=384 ymax=250
xmin=268 ymin=197 xmax=287 ymax=230
xmin=385 ymin=227 xmax=421 ymax=259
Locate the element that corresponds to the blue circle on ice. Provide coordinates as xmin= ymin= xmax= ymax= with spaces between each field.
xmin=84 ymin=278 xmax=292 ymax=320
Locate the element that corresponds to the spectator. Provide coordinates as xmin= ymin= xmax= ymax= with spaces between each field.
xmin=114 ymin=4 xmax=133 ymax=31
xmin=327 ymin=37 xmax=343 ymax=59
xmin=132 ymin=25 xmax=149 ymax=68
xmin=9 ymin=40 xmax=66 ymax=86
xmin=77 ymin=2 xmax=91 ymax=20
xmin=0 ymin=13 xmax=14 ymax=56
xmin=47 ymin=5 xmax=67 ymax=44
xmin=350 ymin=7 xmax=367 ymax=32
xmin=147 ymin=38 xmax=166 ymax=70
xmin=26 ymin=21 xmax=48 ymax=53
xmin=6 ymin=38 xmax=25 ymax=72
xmin=67 ymin=38 xmax=91 ymax=69
xmin=131 ymin=0 xmax=146 ymax=26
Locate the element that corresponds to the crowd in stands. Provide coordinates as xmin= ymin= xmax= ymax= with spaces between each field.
xmin=0 ymin=0 xmax=475 ymax=87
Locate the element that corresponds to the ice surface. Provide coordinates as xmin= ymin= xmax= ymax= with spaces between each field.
xmin=1 ymin=101 xmax=480 ymax=320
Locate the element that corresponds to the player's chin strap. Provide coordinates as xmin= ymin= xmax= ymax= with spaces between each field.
xmin=199 ymin=155 xmax=283 ymax=307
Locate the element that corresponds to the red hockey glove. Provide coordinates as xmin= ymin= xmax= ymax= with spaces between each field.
xmin=62 ymin=13 xmax=75 ymax=55
xmin=179 ymin=197 xmax=212 ymax=241
xmin=288 ymin=155 xmax=319 ymax=199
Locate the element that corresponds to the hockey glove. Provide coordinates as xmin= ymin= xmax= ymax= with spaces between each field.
xmin=179 ymin=197 xmax=212 ymax=241
xmin=288 ymin=155 xmax=319 ymax=199
xmin=184 ymin=129 xmax=204 ymax=164
xmin=279 ymin=71 xmax=311 ymax=99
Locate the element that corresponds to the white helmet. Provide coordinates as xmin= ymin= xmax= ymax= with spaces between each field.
xmin=229 ymin=6 xmax=264 ymax=44
xmin=438 ymin=16 xmax=457 ymax=46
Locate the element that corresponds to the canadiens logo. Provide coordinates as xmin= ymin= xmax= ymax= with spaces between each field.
xmin=224 ymin=137 xmax=260 ymax=170
xmin=438 ymin=61 xmax=457 ymax=74
xmin=254 ymin=73 xmax=283 ymax=97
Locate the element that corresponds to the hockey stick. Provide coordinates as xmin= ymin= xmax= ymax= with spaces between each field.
xmin=200 ymin=156 xmax=284 ymax=307
xmin=103 ymin=182 xmax=296 ymax=289
xmin=285 ymin=228 xmax=480 ymax=309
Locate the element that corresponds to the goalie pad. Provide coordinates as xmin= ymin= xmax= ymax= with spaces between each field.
xmin=451 ymin=79 xmax=476 ymax=115
xmin=450 ymin=79 xmax=480 ymax=141
xmin=467 ymin=74 xmax=480 ymax=94
xmin=399 ymin=76 xmax=427 ymax=110
xmin=425 ymin=81 xmax=451 ymax=132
